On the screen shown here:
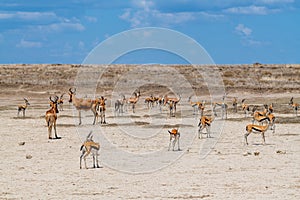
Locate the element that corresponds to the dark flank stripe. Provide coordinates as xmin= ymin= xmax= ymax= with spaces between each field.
xmin=258 ymin=117 xmax=269 ymax=122
xmin=252 ymin=127 xmax=263 ymax=132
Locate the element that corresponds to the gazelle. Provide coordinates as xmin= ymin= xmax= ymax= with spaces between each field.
xmin=144 ymin=95 xmax=156 ymax=109
xmin=68 ymin=88 xmax=100 ymax=125
xmin=188 ymin=96 xmax=205 ymax=116
xmin=289 ymin=97 xmax=299 ymax=116
xmin=168 ymin=128 xmax=180 ymax=151
xmin=57 ymin=93 xmax=65 ymax=111
xmin=114 ymin=94 xmax=126 ymax=115
xmin=241 ymin=99 xmax=250 ymax=118
xmin=213 ymin=102 xmax=227 ymax=119
xmin=268 ymin=103 xmax=274 ymax=113
xmin=253 ymin=104 xmax=268 ymax=117
xmin=17 ymin=98 xmax=30 ymax=117
xmin=244 ymin=122 xmax=270 ymax=145
xmin=127 ymin=90 xmax=140 ymax=113
xmin=80 ymin=132 xmax=100 ymax=169
xmin=166 ymin=100 xmax=176 ymax=117
xmin=45 ymin=96 xmax=60 ymax=139
xmin=232 ymin=97 xmax=238 ymax=113
xmin=164 ymin=94 xmax=181 ymax=116
xmin=267 ymin=113 xmax=276 ymax=133
xmin=198 ymin=116 xmax=213 ymax=139
xmin=98 ymin=96 xmax=106 ymax=124
xmin=252 ymin=112 xmax=276 ymax=133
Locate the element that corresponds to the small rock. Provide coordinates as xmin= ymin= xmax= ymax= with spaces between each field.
xmin=276 ymin=150 xmax=286 ymax=154
xmin=243 ymin=152 xmax=251 ymax=156
xmin=26 ymin=154 xmax=32 ymax=159
xmin=18 ymin=142 xmax=25 ymax=146
xmin=254 ymin=151 xmax=260 ymax=156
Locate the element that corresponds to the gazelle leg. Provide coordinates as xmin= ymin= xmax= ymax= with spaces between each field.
xmin=53 ymin=122 xmax=58 ymax=138
xmin=244 ymin=133 xmax=249 ymax=145
xmin=207 ymin=127 xmax=210 ymax=138
xmin=92 ymin=154 xmax=96 ymax=168
xmin=48 ymin=125 xmax=52 ymax=139
xmin=262 ymin=132 xmax=266 ymax=145
xmin=96 ymin=153 xmax=100 ymax=168
xmin=80 ymin=153 xmax=84 ymax=169
xmin=168 ymin=136 xmax=172 ymax=151
xmin=177 ymin=136 xmax=180 ymax=151
xmin=103 ymin=112 xmax=106 ymax=124
xmin=78 ymin=110 xmax=82 ymax=125
xmin=92 ymin=109 xmax=97 ymax=125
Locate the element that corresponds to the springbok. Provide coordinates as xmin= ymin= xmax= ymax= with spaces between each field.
xmin=144 ymin=95 xmax=155 ymax=109
xmin=252 ymin=104 xmax=268 ymax=117
xmin=80 ymin=132 xmax=100 ymax=169
xmin=68 ymin=88 xmax=100 ymax=125
xmin=114 ymin=94 xmax=126 ymax=115
xmin=198 ymin=116 xmax=213 ymax=139
xmin=164 ymin=94 xmax=181 ymax=116
xmin=98 ymin=96 xmax=107 ymax=124
xmin=252 ymin=112 xmax=276 ymax=134
xmin=57 ymin=93 xmax=65 ymax=111
xmin=244 ymin=122 xmax=270 ymax=145
xmin=268 ymin=103 xmax=274 ymax=113
xmin=241 ymin=99 xmax=250 ymax=118
xmin=232 ymin=97 xmax=238 ymax=113
xmin=213 ymin=101 xmax=228 ymax=119
xmin=17 ymin=98 xmax=30 ymax=117
xmin=289 ymin=97 xmax=299 ymax=116
xmin=168 ymin=128 xmax=180 ymax=151
xmin=45 ymin=96 xmax=60 ymax=139
xmin=127 ymin=90 xmax=140 ymax=113
xmin=188 ymin=96 xmax=205 ymax=116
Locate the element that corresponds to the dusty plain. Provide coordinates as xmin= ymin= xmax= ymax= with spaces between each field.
xmin=0 ymin=64 xmax=299 ymax=199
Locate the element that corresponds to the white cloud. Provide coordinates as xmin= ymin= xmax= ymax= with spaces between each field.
xmin=35 ymin=22 xmax=85 ymax=32
xmin=224 ymin=5 xmax=279 ymax=15
xmin=234 ymin=24 xmax=268 ymax=47
xmin=256 ymin=0 xmax=294 ymax=4
xmin=235 ymin=24 xmax=252 ymax=37
xmin=120 ymin=7 xmax=221 ymax=27
xmin=85 ymin=16 xmax=98 ymax=23
xmin=0 ymin=13 xmax=14 ymax=19
xmin=16 ymin=39 xmax=42 ymax=48
xmin=0 ymin=11 xmax=57 ymax=20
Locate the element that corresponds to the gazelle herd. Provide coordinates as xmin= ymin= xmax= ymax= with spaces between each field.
xmin=15 ymin=87 xmax=299 ymax=169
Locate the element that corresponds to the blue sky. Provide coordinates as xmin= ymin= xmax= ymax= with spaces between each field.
xmin=0 ymin=0 xmax=299 ymax=64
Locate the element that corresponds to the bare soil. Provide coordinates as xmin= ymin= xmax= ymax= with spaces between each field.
xmin=0 ymin=64 xmax=299 ymax=199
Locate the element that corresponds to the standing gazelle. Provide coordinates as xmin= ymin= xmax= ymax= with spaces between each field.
xmin=232 ymin=97 xmax=238 ymax=113
xmin=241 ymin=99 xmax=250 ymax=118
xmin=98 ymin=96 xmax=107 ymax=124
xmin=80 ymin=132 xmax=100 ymax=169
xmin=289 ymin=97 xmax=299 ymax=116
xmin=168 ymin=128 xmax=180 ymax=151
xmin=45 ymin=96 xmax=60 ymax=139
xmin=17 ymin=98 xmax=30 ymax=117
xmin=68 ymin=88 xmax=100 ymax=125
xmin=164 ymin=94 xmax=181 ymax=117
xmin=244 ymin=122 xmax=270 ymax=145
xmin=198 ymin=116 xmax=213 ymax=139
xmin=57 ymin=93 xmax=65 ymax=111
xmin=127 ymin=90 xmax=141 ymax=113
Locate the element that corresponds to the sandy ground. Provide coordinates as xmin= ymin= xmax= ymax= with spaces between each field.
xmin=0 ymin=92 xmax=299 ymax=200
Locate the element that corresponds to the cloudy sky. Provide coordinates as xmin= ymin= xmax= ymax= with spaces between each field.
xmin=0 ymin=0 xmax=299 ymax=64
